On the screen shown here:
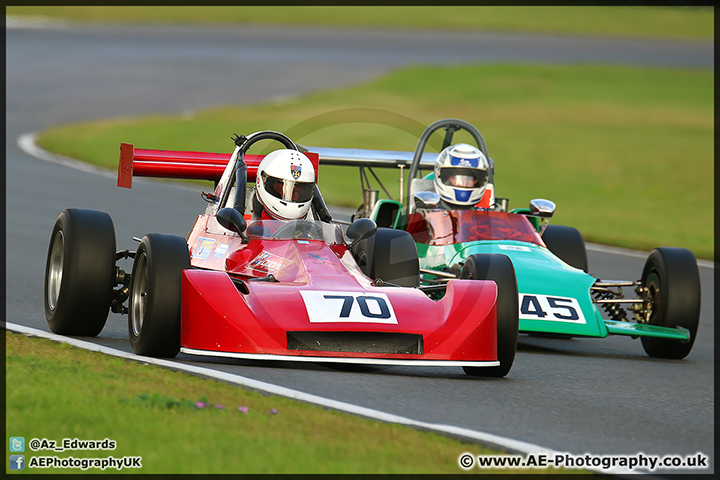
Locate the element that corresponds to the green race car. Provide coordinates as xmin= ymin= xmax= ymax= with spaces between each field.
xmin=305 ymin=118 xmax=701 ymax=359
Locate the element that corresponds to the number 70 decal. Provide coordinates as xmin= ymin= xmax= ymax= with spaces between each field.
xmin=519 ymin=294 xmax=586 ymax=323
xmin=300 ymin=291 xmax=398 ymax=324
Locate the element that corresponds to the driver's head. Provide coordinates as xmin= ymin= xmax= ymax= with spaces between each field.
xmin=433 ymin=143 xmax=489 ymax=208
xmin=256 ymin=149 xmax=316 ymax=220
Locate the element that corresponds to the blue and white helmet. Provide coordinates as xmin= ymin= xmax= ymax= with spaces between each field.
xmin=433 ymin=143 xmax=490 ymax=207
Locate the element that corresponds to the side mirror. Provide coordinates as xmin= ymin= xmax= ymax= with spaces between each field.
xmin=346 ymin=218 xmax=377 ymax=244
xmin=414 ymin=191 xmax=441 ymax=210
xmin=217 ymin=208 xmax=249 ymax=242
xmin=529 ymin=199 xmax=556 ymax=218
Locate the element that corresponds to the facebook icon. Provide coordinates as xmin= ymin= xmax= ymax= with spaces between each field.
xmin=10 ymin=455 xmax=25 ymax=470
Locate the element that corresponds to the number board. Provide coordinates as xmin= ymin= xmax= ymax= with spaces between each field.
xmin=300 ymin=291 xmax=398 ymax=324
xmin=519 ymin=294 xmax=586 ymax=324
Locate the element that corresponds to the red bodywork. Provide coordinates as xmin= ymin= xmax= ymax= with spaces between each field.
xmin=119 ymin=145 xmax=500 ymax=366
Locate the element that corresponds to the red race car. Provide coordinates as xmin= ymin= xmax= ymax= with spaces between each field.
xmin=44 ymin=130 xmax=519 ymax=377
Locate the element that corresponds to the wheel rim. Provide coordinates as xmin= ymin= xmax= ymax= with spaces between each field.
xmin=645 ymin=270 xmax=661 ymax=325
xmin=131 ymin=252 xmax=149 ymax=337
xmin=47 ymin=230 xmax=65 ymax=311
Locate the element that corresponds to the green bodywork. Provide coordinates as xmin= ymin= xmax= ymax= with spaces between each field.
xmin=369 ymin=199 xmax=690 ymax=341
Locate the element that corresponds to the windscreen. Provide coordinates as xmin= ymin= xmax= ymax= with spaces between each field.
xmin=246 ymin=219 xmax=345 ymax=244
xmin=404 ymin=210 xmax=545 ymax=246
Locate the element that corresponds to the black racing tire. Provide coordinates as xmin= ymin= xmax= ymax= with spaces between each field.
xmin=460 ymin=254 xmax=519 ymax=378
xmin=640 ymin=247 xmax=701 ymax=359
xmin=351 ymin=228 xmax=420 ymax=287
xmin=44 ymin=209 xmax=116 ymax=336
xmin=542 ymin=224 xmax=588 ymax=272
xmin=129 ymin=234 xmax=190 ymax=357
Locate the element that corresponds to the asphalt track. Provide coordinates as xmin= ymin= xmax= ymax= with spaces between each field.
xmin=5 ymin=20 xmax=714 ymax=474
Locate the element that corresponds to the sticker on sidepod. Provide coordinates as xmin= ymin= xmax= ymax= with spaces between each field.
xmin=300 ymin=291 xmax=398 ymax=324
xmin=213 ymin=243 xmax=229 ymax=257
xmin=247 ymin=251 xmax=292 ymax=272
xmin=307 ymin=253 xmax=327 ymax=264
xmin=192 ymin=237 xmax=216 ymax=259
xmin=498 ymin=245 xmax=532 ymax=253
xmin=519 ymin=294 xmax=586 ymax=324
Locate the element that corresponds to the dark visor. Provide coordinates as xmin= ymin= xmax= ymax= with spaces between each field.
xmin=262 ymin=172 xmax=314 ymax=203
xmin=439 ymin=167 xmax=488 ymax=187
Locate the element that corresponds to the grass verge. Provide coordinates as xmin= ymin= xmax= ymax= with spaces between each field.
xmin=5 ymin=331 xmax=577 ymax=474
xmin=5 ymin=6 xmax=714 ymax=40
xmin=36 ymin=63 xmax=714 ymax=260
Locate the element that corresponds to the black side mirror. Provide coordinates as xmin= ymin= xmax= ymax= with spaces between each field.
xmin=217 ymin=208 xmax=249 ymax=243
xmin=346 ymin=218 xmax=377 ymax=245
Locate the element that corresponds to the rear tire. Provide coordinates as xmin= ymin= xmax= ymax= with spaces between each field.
xmin=44 ymin=209 xmax=115 ymax=336
xmin=129 ymin=234 xmax=190 ymax=357
xmin=542 ymin=225 xmax=588 ymax=272
xmin=351 ymin=228 xmax=420 ymax=287
xmin=460 ymin=254 xmax=519 ymax=377
xmin=640 ymin=247 xmax=701 ymax=359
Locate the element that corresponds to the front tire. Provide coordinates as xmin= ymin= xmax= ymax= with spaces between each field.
xmin=44 ymin=209 xmax=116 ymax=336
xmin=460 ymin=254 xmax=519 ymax=377
xmin=640 ymin=247 xmax=701 ymax=359
xmin=351 ymin=228 xmax=420 ymax=287
xmin=542 ymin=225 xmax=588 ymax=272
xmin=129 ymin=234 xmax=190 ymax=357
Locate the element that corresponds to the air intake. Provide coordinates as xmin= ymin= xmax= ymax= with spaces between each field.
xmin=287 ymin=331 xmax=423 ymax=355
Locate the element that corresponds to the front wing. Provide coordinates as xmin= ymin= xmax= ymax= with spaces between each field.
xmin=179 ymin=270 xmax=500 ymax=367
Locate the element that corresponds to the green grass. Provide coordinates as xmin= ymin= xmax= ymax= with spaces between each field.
xmin=6 ymin=6 xmax=714 ymax=40
xmin=36 ymin=63 xmax=714 ymax=260
xmin=5 ymin=331 xmax=577 ymax=474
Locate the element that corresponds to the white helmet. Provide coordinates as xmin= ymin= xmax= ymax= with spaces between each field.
xmin=255 ymin=149 xmax=316 ymax=220
xmin=433 ymin=143 xmax=489 ymax=207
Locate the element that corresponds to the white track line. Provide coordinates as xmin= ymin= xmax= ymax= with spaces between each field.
xmin=586 ymin=243 xmax=714 ymax=269
xmin=17 ymin=132 xmax=196 ymax=191
xmin=6 ymin=321 xmax=642 ymax=475
xmin=18 ymin=132 xmax=116 ymax=180
xmin=18 ymin=131 xmax=714 ymax=269
xmin=5 ymin=15 xmax=70 ymax=30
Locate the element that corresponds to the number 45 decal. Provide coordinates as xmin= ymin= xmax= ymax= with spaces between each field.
xmin=300 ymin=291 xmax=398 ymax=324
xmin=519 ymin=294 xmax=586 ymax=324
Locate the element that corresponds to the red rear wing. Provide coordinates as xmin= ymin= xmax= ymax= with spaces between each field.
xmin=118 ymin=143 xmax=319 ymax=188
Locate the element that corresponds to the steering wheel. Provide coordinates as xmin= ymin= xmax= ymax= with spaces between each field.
xmin=271 ymin=220 xmax=325 ymax=241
